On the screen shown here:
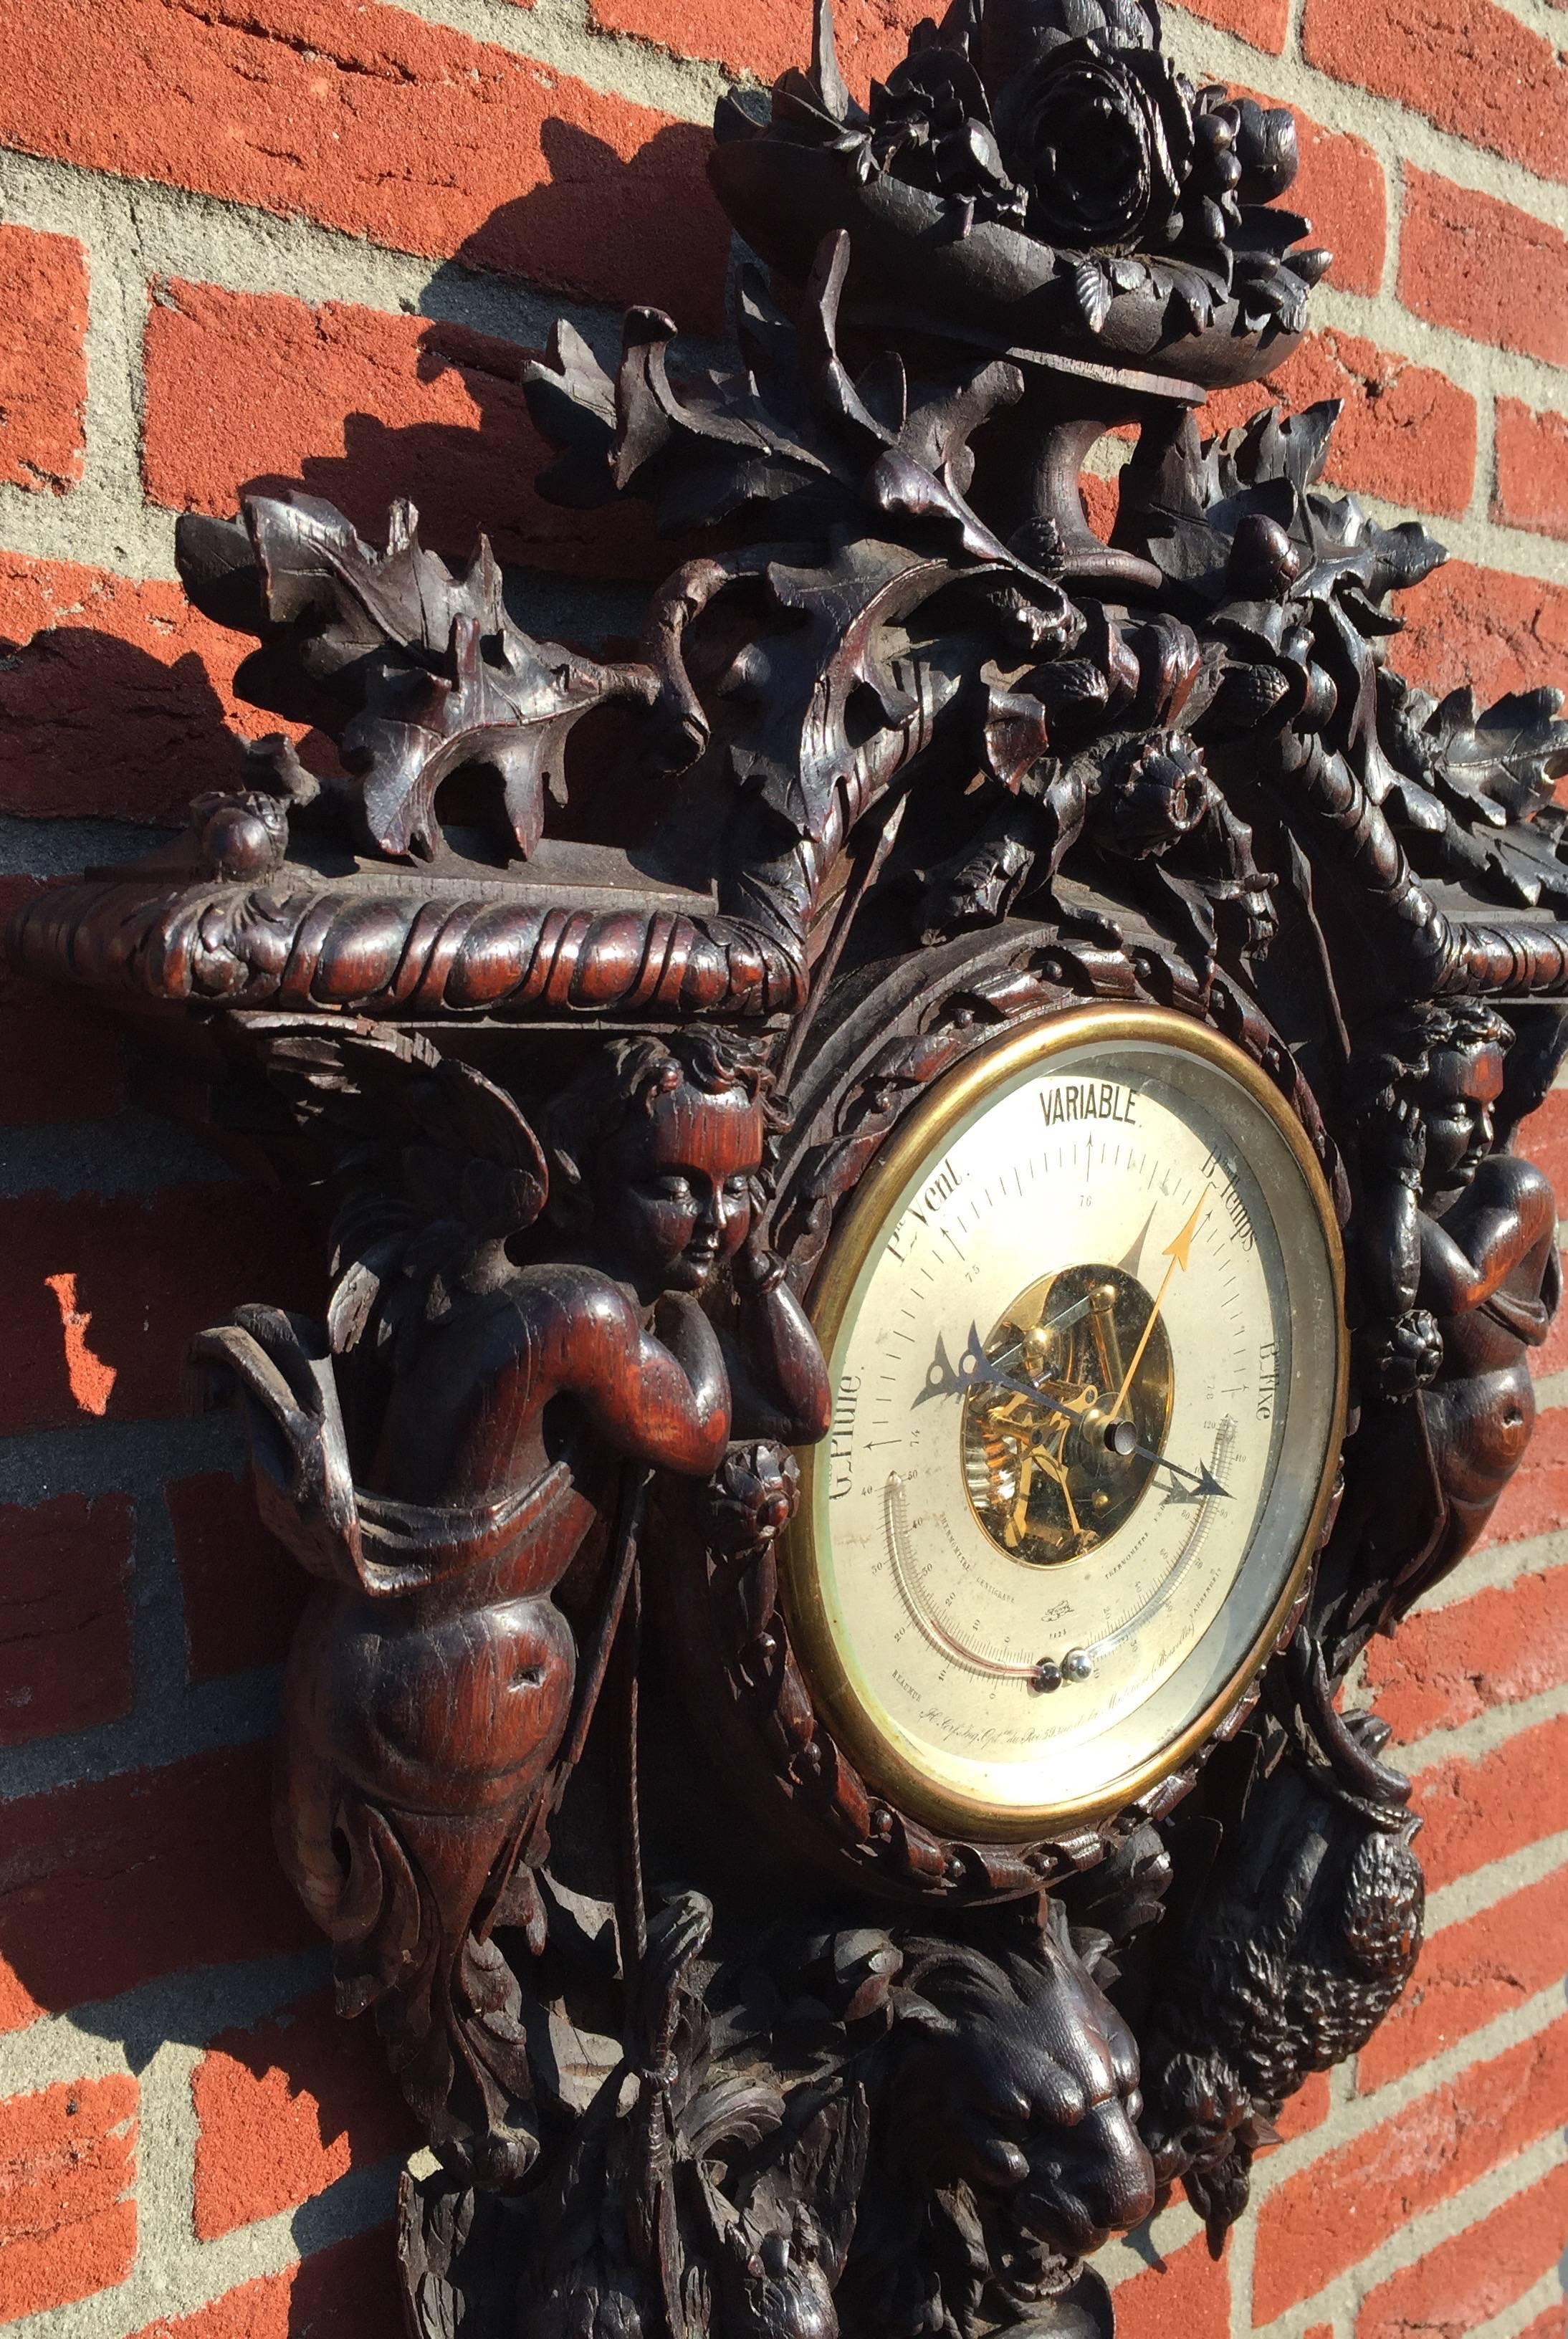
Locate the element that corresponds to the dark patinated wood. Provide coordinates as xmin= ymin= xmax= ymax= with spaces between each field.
xmin=10 ymin=0 xmax=1568 ymax=2326
xmin=188 ymin=1023 xmax=828 ymax=2186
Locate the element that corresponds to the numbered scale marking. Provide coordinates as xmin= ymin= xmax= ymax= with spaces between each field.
xmin=783 ymin=1010 xmax=1345 ymax=1840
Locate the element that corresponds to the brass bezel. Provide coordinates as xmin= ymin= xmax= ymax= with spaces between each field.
xmin=781 ymin=1004 xmax=1349 ymax=1843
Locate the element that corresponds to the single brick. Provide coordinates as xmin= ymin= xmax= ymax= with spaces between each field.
xmin=0 ymin=0 xmax=728 ymax=332
xmin=1304 ymin=0 xmax=1568 ymax=181
xmin=1519 ymin=2309 xmax=1568 ymax=2339
xmin=1515 ymin=1087 xmax=1568 ymax=1196
xmin=1495 ymin=399 xmax=1568 ymax=545
xmin=1366 ymin=1563 xmax=1568 ymax=1743
xmin=192 ymin=1988 xmax=416 ymax=2239
xmin=0 ymin=1744 xmax=314 ymax=2033
xmin=1480 ymin=1407 xmax=1568 ymax=1551
xmin=1356 ymin=2161 xmax=1568 ymax=2339
xmin=1112 ymin=2228 xmax=1232 ymax=2335
xmin=1357 ymin=1862 xmax=1568 ymax=2090
xmin=0 ymin=1492 xmax=135 ymax=1746
xmin=0 ymin=1180 xmax=323 ymax=1435
xmin=0 ymin=552 xmax=283 ymax=824
xmin=1400 ymin=173 xmax=1568 ymax=369
xmin=1206 ymin=328 xmax=1474 ymax=516
xmin=0 ymin=971 xmax=129 ymax=1127
xmin=1273 ymin=2065 xmax=1331 ymax=2142
xmin=0 ymin=2074 xmax=137 ymax=2322
xmin=1392 ymin=560 xmax=1568 ymax=707
xmin=0 ymin=225 xmax=87 ymax=494
xmin=1286 ymin=113 xmax=1385 ymax=299
xmin=1253 ymin=2017 xmax=1568 ymax=2320
xmin=143 ymin=282 xmax=664 ymax=582
xmin=588 ymin=0 xmax=923 ymax=91
xmin=167 ymin=1470 xmax=306 ymax=1685
xmin=1411 ymin=1708 xmax=1568 ymax=1900
xmin=1171 ymin=0 xmax=1289 ymax=55
xmin=128 ymin=2224 xmax=400 ymax=2339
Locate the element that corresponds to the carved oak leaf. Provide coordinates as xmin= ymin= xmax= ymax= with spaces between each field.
xmin=1208 ymin=398 xmax=1336 ymax=496
xmin=725 ymin=540 xmax=959 ymax=840
xmin=181 ymin=492 xmax=662 ymax=862
xmin=896 ymin=358 xmax=1024 ymax=501
xmin=527 ymin=229 xmax=1059 ymax=572
xmin=1369 ymin=674 xmax=1568 ymax=907
xmin=344 ymin=608 xmax=656 ymax=862
xmin=980 ymin=681 xmax=1056 ymax=793
xmin=1301 ymin=492 xmax=1445 ymax=626
xmin=242 ymin=492 xmax=484 ymax=678
xmin=519 ymin=315 xmax=619 ymax=509
xmin=1415 ymin=685 xmax=1568 ymax=823
xmin=525 ymin=272 xmax=860 ymax=540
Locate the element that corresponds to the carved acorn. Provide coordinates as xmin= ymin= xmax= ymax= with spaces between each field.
xmin=190 ymin=787 xmax=292 ymax=881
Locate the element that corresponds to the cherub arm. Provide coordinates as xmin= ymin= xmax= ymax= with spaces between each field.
xmin=1360 ymin=1096 xmax=1425 ymax=1321
xmin=560 ymin=1278 xmax=732 ymax=1478
xmin=721 ymin=1233 xmax=832 ymax=1445
xmin=1418 ymin=1159 xmax=1558 ymax=1317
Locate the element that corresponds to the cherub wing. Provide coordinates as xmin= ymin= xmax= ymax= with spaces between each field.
xmin=239 ymin=1013 xmax=548 ymax=1353
xmin=188 ymin=1303 xmax=360 ymax=1582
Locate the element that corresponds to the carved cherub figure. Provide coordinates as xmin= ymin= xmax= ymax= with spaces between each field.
xmin=1347 ymin=1001 xmax=1562 ymax=1635
xmin=194 ymin=1024 xmax=829 ymax=2189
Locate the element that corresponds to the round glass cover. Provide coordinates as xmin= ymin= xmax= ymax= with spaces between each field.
xmin=783 ymin=1008 xmax=1346 ymax=1839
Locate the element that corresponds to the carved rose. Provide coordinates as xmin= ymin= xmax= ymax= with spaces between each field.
xmin=998 ymin=39 xmax=1193 ymax=252
xmin=707 ymin=1440 xmax=801 ymax=1554
xmin=1359 ymin=1308 xmax=1444 ymax=1403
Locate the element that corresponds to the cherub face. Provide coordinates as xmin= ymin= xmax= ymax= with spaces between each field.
xmin=596 ymin=1081 xmax=764 ymax=1296
xmin=1421 ymin=1042 xmax=1504 ymax=1198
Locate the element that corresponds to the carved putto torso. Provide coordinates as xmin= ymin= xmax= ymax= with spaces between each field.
xmin=11 ymin=0 xmax=1568 ymax=2328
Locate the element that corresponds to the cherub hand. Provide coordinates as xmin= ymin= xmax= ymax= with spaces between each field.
xmin=1378 ymin=1095 xmax=1428 ymax=1190
xmin=733 ymin=1220 xmax=788 ymax=1299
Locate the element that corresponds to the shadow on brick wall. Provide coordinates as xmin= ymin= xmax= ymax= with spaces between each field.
xmin=0 ymin=119 xmax=722 ymax=841
xmin=0 ymin=624 xmax=247 ymax=827
xmin=0 ymin=120 xmax=717 ymax=2320
xmin=171 ymin=120 xmax=720 ymax=591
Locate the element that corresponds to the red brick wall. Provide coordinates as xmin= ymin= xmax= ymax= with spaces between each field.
xmin=0 ymin=0 xmax=1564 ymax=2332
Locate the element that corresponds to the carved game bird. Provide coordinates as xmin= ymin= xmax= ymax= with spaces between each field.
xmin=1137 ymin=1728 xmax=1423 ymax=2249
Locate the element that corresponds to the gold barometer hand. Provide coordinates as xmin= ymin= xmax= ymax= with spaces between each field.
xmin=1109 ymin=1190 xmax=1208 ymax=1422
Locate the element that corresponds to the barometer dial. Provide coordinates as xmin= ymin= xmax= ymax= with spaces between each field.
xmin=783 ymin=1008 xmax=1345 ymax=1840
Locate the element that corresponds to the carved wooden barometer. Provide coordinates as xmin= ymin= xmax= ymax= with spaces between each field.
xmin=11 ymin=0 xmax=1568 ymax=2326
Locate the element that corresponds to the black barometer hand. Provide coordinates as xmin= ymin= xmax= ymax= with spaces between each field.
xmin=922 ymin=1328 xmax=1232 ymax=1500
xmin=1099 ymin=1415 xmax=1231 ymax=1500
